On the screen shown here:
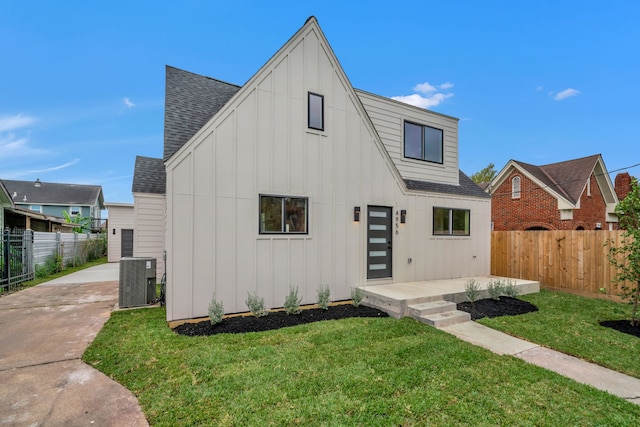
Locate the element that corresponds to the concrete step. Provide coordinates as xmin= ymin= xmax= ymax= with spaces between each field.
xmin=407 ymin=300 xmax=457 ymax=318
xmin=417 ymin=310 xmax=471 ymax=328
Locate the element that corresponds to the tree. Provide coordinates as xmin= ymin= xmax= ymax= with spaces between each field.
xmin=471 ymin=163 xmax=497 ymax=185
xmin=62 ymin=211 xmax=92 ymax=234
xmin=607 ymin=177 xmax=640 ymax=325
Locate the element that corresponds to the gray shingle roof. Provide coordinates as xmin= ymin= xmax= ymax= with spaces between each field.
xmin=132 ymin=156 xmax=166 ymax=194
xmin=405 ymin=171 xmax=491 ymax=198
xmin=513 ymin=154 xmax=600 ymax=204
xmin=1 ymin=179 xmax=104 ymax=207
xmin=164 ymin=65 xmax=241 ymax=160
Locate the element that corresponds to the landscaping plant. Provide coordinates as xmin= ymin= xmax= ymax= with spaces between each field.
xmin=283 ymin=286 xmax=302 ymax=314
xmin=350 ymin=286 xmax=364 ymax=307
xmin=487 ymin=279 xmax=505 ymax=301
xmin=245 ymin=292 xmax=269 ymax=317
xmin=502 ymin=279 xmax=520 ymax=298
xmin=208 ymin=293 xmax=224 ymax=325
xmin=464 ymin=278 xmax=481 ymax=303
xmin=607 ymin=177 xmax=640 ymax=325
xmin=317 ymin=284 xmax=331 ymax=310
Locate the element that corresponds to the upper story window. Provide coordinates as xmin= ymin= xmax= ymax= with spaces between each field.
xmin=308 ymin=92 xmax=324 ymax=131
xmin=29 ymin=205 xmax=42 ymax=213
xmin=70 ymin=206 xmax=81 ymax=216
xmin=433 ymin=207 xmax=470 ymax=236
xmin=260 ymin=195 xmax=308 ymax=234
xmin=404 ymin=121 xmax=443 ymax=164
xmin=511 ymin=176 xmax=521 ymax=199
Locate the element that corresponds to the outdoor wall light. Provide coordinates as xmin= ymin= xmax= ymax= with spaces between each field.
xmin=400 ymin=209 xmax=407 ymax=224
xmin=354 ymin=206 xmax=361 ymax=222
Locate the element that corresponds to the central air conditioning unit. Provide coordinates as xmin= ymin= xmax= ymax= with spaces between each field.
xmin=119 ymin=257 xmax=156 ymax=308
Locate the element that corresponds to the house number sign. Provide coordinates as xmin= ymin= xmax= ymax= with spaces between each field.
xmin=395 ymin=210 xmax=400 ymax=234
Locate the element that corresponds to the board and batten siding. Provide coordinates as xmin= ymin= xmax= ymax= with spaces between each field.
xmin=165 ymin=20 xmax=490 ymax=321
xmin=357 ymin=90 xmax=459 ymax=185
xmin=105 ymin=203 xmax=134 ymax=262
xmin=133 ymin=193 xmax=166 ymax=278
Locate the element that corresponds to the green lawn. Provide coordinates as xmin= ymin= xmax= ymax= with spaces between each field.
xmin=480 ymin=289 xmax=640 ymax=378
xmin=84 ymin=307 xmax=639 ymax=426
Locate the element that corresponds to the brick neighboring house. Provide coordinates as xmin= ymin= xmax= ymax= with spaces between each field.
xmin=487 ymin=154 xmax=622 ymax=231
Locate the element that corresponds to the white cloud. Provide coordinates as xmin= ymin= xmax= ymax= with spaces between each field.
xmin=536 ymin=86 xmax=544 ymax=92
xmin=413 ymin=82 xmax=437 ymax=94
xmin=29 ymin=159 xmax=80 ymax=173
xmin=392 ymin=93 xmax=454 ymax=109
xmin=0 ymin=114 xmax=36 ymax=132
xmin=393 ymin=81 xmax=454 ymax=109
xmin=554 ymin=88 xmax=581 ymax=101
xmin=123 ymin=98 xmax=136 ymax=108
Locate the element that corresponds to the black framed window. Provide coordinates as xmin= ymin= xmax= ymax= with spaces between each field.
xmin=308 ymin=92 xmax=324 ymax=131
xmin=433 ymin=207 xmax=470 ymax=236
xmin=260 ymin=195 xmax=308 ymax=234
xmin=404 ymin=121 xmax=443 ymax=163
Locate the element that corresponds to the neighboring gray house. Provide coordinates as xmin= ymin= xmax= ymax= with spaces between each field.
xmin=1 ymin=179 xmax=104 ymax=232
xmin=158 ymin=17 xmax=491 ymax=321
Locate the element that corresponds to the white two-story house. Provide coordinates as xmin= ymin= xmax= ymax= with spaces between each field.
xmin=157 ymin=17 xmax=491 ymax=321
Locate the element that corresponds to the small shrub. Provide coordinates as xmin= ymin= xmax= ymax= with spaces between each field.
xmin=502 ymin=279 xmax=520 ymax=298
xmin=283 ymin=286 xmax=302 ymax=315
xmin=487 ymin=279 xmax=505 ymax=301
xmin=317 ymin=284 xmax=331 ymax=310
xmin=465 ymin=279 xmax=481 ymax=303
xmin=208 ymin=294 xmax=224 ymax=325
xmin=245 ymin=292 xmax=269 ymax=317
xmin=351 ymin=286 xmax=364 ymax=307
xmin=35 ymin=253 xmax=63 ymax=278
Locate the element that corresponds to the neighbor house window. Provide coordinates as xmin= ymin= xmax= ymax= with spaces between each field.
xmin=433 ymin=207 xmax=470 ymax=236
xmin=29 ymin=205 xmax=42 ymax=213
xmin=404 ymin=121 xmax=443 ymax=163
xmin=511 ymin=176 xmax=521 ymax=199
xmin=260 ymin=195 xmax=308 ymax=234
xmin=308 ymin=92 xmax=324 ymax=131
xmin=70 ymin=206 xmax=81 ymax=216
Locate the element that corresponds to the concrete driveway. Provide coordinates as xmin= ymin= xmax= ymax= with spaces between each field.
xmin=0 ymin=263 xmax=148 ymax=426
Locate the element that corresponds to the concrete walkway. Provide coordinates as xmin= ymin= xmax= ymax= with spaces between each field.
xmin=440 ymin=317 xmax=640 ymax=405
xmin=0 ymin=263 xmax=148 ymax=426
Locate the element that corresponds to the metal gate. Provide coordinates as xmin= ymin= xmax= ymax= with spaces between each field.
xmin=1 ymin=229 xmax=35 ymax=292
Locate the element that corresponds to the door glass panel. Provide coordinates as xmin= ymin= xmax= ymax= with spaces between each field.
xmin=369 ymin=211 xmax=387 ymax=218
xmin=369 ymin=251 xmax=386 ymax=257
xmin=369 ymin=237 xmax=386 ymax=244
xmin=369 ymin=264 xmax=386 ymax=270
xmin=369 ymin=224 xmax=386 ymax=230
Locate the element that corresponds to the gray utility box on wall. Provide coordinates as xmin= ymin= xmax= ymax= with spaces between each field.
xmin=119 ymin=257 xmax=156 ymax=308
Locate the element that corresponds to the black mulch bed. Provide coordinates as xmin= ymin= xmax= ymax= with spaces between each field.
xmin=457 ymin=297 xmax=539 ymax=321
xmin=173 ymin=304 xmax=389 ymax=336
xmin=599 ymin=320 xmax=640 ymax=339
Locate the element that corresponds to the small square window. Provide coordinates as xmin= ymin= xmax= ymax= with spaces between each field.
xmin=433 ymin=207 xmax=470 ymax=236
xmin=404 ymin=121 xmax=443 ymax=164
xmin=308 ymin=92 xmax=324 ymax=131
xmin=260 ymin=195 xmax=308 ymax=234
xmin=70 ymin=206 xmax=81 ymax=216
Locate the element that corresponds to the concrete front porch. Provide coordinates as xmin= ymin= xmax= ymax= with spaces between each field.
xmin=362 ymin=276 xmax=540 ymax=326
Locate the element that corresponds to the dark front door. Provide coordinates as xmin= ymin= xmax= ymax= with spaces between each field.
xmin=121 ymin=229 xmax=134 ymax=257
xmin=367 ymin=206 xmax=392 ymax=279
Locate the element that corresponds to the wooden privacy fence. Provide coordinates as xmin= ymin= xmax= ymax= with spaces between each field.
xmin=491 ymin=230 xmax=633 ymax=295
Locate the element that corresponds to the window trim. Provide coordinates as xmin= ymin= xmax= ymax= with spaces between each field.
xmin=511 ymin=176 xmax=521 ymax=199
xmin=259 ymin=194 xmax=309 ymax=235
xmin=69 ymin=206 xmax=81 ymax=216
xmin=432 ymin=207 xmax=471 ymax=236
xmin=308 ymin=92 xmax=324 ymax=131
xmin=403 ymin=120 xmax=444 ymax=164
xmin=29 ymin=205 xmax=42 ymax=213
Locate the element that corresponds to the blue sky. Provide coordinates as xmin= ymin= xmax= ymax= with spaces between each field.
xmin=2 ymin=1 xmax=639 ymax=207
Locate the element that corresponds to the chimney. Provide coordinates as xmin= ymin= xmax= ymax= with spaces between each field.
xmin=34 ymin=178 xmax=41 ymax=187
xmin=615 ymin=173 xmax=632 ymax=201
